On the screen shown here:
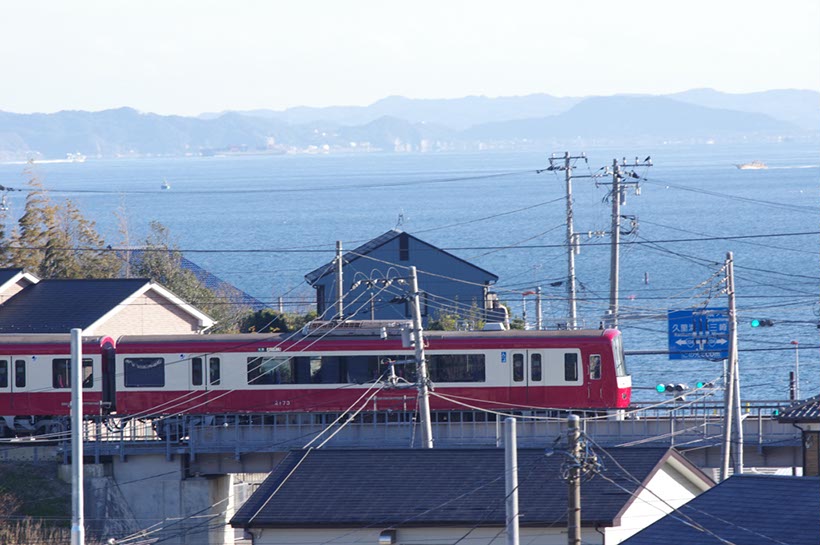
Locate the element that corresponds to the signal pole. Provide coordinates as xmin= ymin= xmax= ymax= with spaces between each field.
xmin=720 ymin=252 xmax=743 ymax=479
xmin=409 ymin=266 xmax=434 ymax=448
xmin=70 ymin=328 xmax=85 ymax=545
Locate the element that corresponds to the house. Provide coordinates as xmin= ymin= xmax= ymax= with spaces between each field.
xmin=0 ymin=278 xmax=215 ymax=336
xmin=0 ymin=268 xmax=39 ymax=304
xmin=231 ymin=447 xmax=713 ymax=545
xmin=778 ymin=395 xmax=820 ymax=476
xmin=622 ymin=475 xmax=820 ymax=545
xmin=305 ymin=230 xmax=501 ymax=326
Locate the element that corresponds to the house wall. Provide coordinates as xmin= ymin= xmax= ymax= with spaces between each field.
xmin=0 ymin=278 xmax=32 ymax=304
xmin=252 ymin=525 xmax=606 ymax=545
xmin=603 ymin=464 xmax=705 ymax=544
xmin=314 ymin=234 xmax=493 ymax=325
xmin=93 ymin=290 xmax=203 ymax=336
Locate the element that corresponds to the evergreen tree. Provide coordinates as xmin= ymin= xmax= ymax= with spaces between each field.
xmin=9 ymin=168 xmax=53 ymax=272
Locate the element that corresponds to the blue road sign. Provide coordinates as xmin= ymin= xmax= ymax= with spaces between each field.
xmin=667 ymin=308 xmax=730 ymax=361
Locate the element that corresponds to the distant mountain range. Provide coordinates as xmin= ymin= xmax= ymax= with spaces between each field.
xmin=0 ymin=89 xmax=816 ymax=160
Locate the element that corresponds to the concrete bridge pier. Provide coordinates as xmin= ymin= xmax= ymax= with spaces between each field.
xmin=104 ymin=455 xmax=237 ymax=545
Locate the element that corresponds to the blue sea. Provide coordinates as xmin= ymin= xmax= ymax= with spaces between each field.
xmin=0 ymin=142 xmax=817 ymax=402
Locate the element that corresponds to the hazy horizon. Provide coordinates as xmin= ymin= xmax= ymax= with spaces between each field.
xmin=1 ymin=0 xmax=817 ymax=116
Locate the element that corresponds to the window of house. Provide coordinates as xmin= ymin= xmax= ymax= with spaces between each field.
xmin=589 ymin=354 xmax=602 ymax=380
xmin=14 ymin=360 xmax=25 ymax=388
xmin=512 ymin=353 xmax=524 ymax=382
xmin=564 ymin=353 xmax=579 ymax=382
xmin=0 ymin=360 xmax=7 ymax=388
xmin=124 ymin=358 xmax=165 ymax=388
xmin=192 ymin=357 xmax=203 ymax=386
xmin=530 ymin=353 xmax=542 ymax=382
xmin=52 ymin=358 xmax=93 ymax=389
xmin=209 ymin=358 xmax=221 ymax=386
xmin=399 ymin=233 xmax=409 ymax=261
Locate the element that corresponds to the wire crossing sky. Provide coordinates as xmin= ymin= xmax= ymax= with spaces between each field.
xmin=1 ymin=0 xmax=818 ymax=116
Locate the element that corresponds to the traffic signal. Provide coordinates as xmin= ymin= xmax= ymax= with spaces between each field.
xmin=655 ymin=383 xmax=688 ymax=394
xmin=750 ymin=318 xmax=774 ymax=327
xmin=696 ymin=381 xmax=715 ymax=389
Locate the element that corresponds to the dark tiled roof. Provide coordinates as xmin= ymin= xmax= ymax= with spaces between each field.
xmin=778 ymin=395 xmax=820 ymax=422
xmin=304 ymin=230 xmax=499 ymax=285
xmin=0 ymin=268 xmax=25 ymax=286
xmin=124 ymin=250 xmax=265 ymax=310
xmin=232 ymin=447 xmax=682 ymax=528
xmin=0 ymin=278 xmax=150 ymax=333
xmin=623 ymin=475 xmax=820 ymax=545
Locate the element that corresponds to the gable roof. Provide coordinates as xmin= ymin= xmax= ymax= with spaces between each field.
xmin=231 ymin=447 xmax=708 ymax=529
xmin=622 ymin=475 xmax=820 ymax=545
xmin=778 ymin=395 xmax=820 ymax=423
xmin=0 ymin=268 xmax=39 ymax=291
xmin=0 ymin=278 xmax=214 ymax=333
xmin=304 ymin=230 xmax=499 ymax=285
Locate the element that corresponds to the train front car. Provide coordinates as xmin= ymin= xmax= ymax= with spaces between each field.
xmin=421 ymin=328 xmax=631 ymax=412
xmin=0 ymin=334 xmax=113 ymax=437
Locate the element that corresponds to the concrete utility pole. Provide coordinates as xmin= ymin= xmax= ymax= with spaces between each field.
xmin=409 ymin=266 xmax=434 ymax=448
xmin=605 ymin=157 xmax=650 ymax=329
xmin=504 ymin=418 xmax=520 ymax=545
xmin=727 ymin=253 xmax=743 ymax=475
xmin=535 ymin=286 xmax=543 ymax=331
xmin=720 ymin=252 xmax=743 ymax=480
xmin=541 ymin=152 xmax=591 ymax=329
xmin=335 ymin=241 xmax=344 ymax=320
xmin=70 ymin=328 xmax=85 ymax=545
xmin=567 ymin=414 xmax=581 ymax=545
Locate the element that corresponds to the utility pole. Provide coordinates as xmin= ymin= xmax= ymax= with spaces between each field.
xmin=335 ymin=241 xmax=344 ymax=320
xmin=541 ymin=152 xmax=592 ymax=329
xmin=70 ymin=328 xmax=85 ymax=545
xmin=535 ymin=286 xmax=543 ymax=331
xmin=504 ymin=418 xmax=519 ymax=545
xmin=567 ymin=414 xmax=581 ymax=545
xmin=727 ymin=252 xmax=743 ymax=475
xmin=409 ymin=266 xmax=434 ymax=448
xmin=603 ymin=157 xmax=650 ymax=328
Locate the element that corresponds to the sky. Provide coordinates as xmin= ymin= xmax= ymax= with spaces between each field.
xmin=1 ymin=0 xmax=818 ymax=116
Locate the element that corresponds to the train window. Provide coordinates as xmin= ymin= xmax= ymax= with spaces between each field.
xmin=248 ymin=356 xmax=294 ymax=385
xmin=612 ymin=335 xmax=628 ymax=377
xmin=52 ymin=359 xmax=94 ymax=389
xmin=564 ymin=353 xmax=578 ymax=382
xmin=0 ymin=360 xmax=7 ymax=388
xmin=512 ymin=353 xmax=524 ymax=382
xmin=347 ymin=356 xmax=380 ymax=383
xmin=310 ymin=356 xmax=344 ymax=384
xmin=209 ymin=358 xmax=221 ymax=386
xmin=124 ymin=358 xmax=165 ymax=388
xmin=14 ymin=360 xmax=25 ymax=388
xmin=530 ymin=354 xmax=542 ymax=382
xmin=589 ymin=355 xmax=602 ymax=380
xmin=428 ymin=354 xmax=486 ymax=383
xmin=192 ymin=358 xmax=203 ymax=386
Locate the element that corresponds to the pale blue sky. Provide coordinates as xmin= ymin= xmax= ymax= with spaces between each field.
xmin=2 ymin=0 xmax=818 ymax=116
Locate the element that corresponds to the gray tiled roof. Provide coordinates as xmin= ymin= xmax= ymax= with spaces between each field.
xmin=232 ymin=447 xmax=691 ymax=529
xmin=778 ymin=395 xmax=820 ymax=422
xmin=304 ymin=230 xmax=499 ymax=285
xmin=0 ymin=278 xmax=150 ymax=333
xmin=622 ymin=475 xmax=820 ymax=545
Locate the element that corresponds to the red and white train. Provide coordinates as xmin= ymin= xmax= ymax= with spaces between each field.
xmin=0 ymin=324 xmax=631 ymax=436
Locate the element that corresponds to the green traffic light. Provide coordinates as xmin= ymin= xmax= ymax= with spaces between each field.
xmin=751 ymin=319 xmax=760 ymax=327
xmin=655 ymin=384 xmax=666 ymax=393
xmin=696 ymin=381 xmax=705 ymax=388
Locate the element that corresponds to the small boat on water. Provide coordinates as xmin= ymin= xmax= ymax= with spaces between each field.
xmin=735 ymin=160 xmax=767 ymax=170
xmin=161 ymin=179 xmax=171 ymax=190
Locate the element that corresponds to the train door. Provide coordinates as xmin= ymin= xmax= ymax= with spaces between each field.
xmin=586 ymin=353 xmax=604 ymax=405
xmin=9 ymin=357 xmax=26 ymax=412
xmin=0 ymin=357 xmax=9 ymax=413
xmin=509 ymin=351 xmax=545 ymax=405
